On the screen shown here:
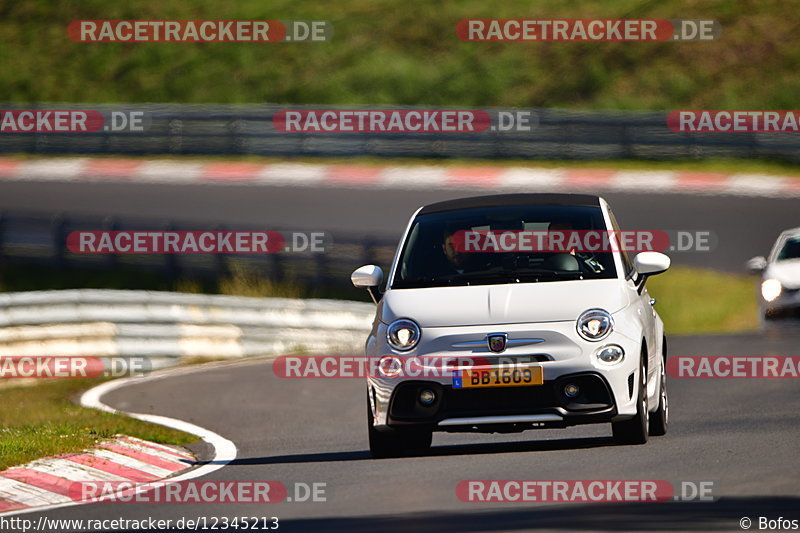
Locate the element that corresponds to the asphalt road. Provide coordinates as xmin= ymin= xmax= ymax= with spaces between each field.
xmin=0 ymin=180 xmax=798 ymax=272
xmin=3 ymin=177 xmax=799 ymax=532
xmin=15 ymin=329 xmax=800 ymax=533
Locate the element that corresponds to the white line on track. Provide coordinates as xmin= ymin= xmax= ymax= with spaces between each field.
xmin=1 ymin=361 xmax=241 ymax=517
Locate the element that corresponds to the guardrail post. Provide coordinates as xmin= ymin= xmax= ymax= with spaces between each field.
xmin=168 ymin=118 xmax=183 ymax=154
xmin=0 ymin=211 xmax=5 ymax=262
xmin=215 ymin=223 xmax=228 ymax=277
xmin=313 ymin=249 xmax=327 ymax=288
xmin=270 ymin=246 xmax=284 ymax=282
xmin=621 ymin=123 xmax=633 ymax=159
xmin=102 ymin=215 xmax=118 ymax=269
xmin=361 ymin=238 xmax=377 ymax=267
xmin=227 ymin=118 xmax=245 ymax=154
xmin=164 ymin=221 xmax=179 ymax=281
xmin=51 ymin=213 xmax=68 ymax=269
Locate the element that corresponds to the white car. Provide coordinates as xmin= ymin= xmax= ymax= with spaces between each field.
xmin=352 ymin=194 xmax=671 ymax=458
xmin=747 ymin=227 xmax=800 ymax=323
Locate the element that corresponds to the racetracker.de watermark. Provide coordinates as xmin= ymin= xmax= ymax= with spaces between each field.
xmin=66 ymin=231 xmax=328 ymax=254
xmin=273 ymin=109 xmax=556 ymax=133
xmin=0 ymin=110 xmax=147 ymax=133
xmin=457 ymin=480 xmax=717 ymax=503
xmin=667 ymin=356 xmax=800 ymax=378
xmin=668 ymin=110 xmax=800 ymax=132
xmin=68 ymin=20 xmax=333 ymax=42
xmin=273 ymin=355 xmax=541 ymax=379
xmin=0 ymin=356 xmax=151 ymax=379
xmin=69 ymin=480 xmax=328 ymax=504
xmin=457 ymin=230 xmax=665 ymax=253
xmin=449 ymin=230 xmax=715 ymax=253
xmin=456 ymin=19 xmax=721 ymax=41
xmin=274 ymin=109 xmax=493 ymax=133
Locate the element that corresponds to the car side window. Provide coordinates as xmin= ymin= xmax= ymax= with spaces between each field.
xmin=607 ymin=208 xmax=636 ymax=280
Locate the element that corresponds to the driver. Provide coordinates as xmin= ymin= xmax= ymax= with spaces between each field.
xmin=442 ymin=229 xmax=470 ymax=274
xmin=548 ymin=221 xmax=604 ymax=273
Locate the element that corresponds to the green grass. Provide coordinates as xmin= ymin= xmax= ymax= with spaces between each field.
xmin=0 ymin=264 xmax=759 ymax=469
xmin=0 ymin=262 xmax=762 ymax=333
xmin=0 ymin=263 xmax=347 ymax=472
xmin=0 ymin=378 xmax=196 ymax=470
xmin=0 ymin=262 xmax=366 ymax=301
xmin=1 ymin=1 xmax=799 ymax=109
xmin=647 ymin=265 xmax=759 ymax=335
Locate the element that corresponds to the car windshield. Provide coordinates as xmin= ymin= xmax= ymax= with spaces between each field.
xmin=776 ymin=236 xmax=800 ymax=261
xmin=392 ymin=205 xmax=618 ymax=289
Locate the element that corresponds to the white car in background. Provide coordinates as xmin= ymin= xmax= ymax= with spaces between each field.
xmin=352 ymin=194 xmax=671 ymax=458
xmin=747 ymin=227 xmax=800 ymax=324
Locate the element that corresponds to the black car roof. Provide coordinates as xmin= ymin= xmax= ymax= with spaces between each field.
xmin=418 ymin=193 xmax=602 ymax=214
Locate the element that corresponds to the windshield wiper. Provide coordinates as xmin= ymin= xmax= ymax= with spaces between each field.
xmin=448 ymin=270 xmax=584 ymax=285
xmin=516 ymin=271 xmax=585 ymax=282
xmin=395 ymin=270 xmax=584 ymax=288
xmin=448 ymin=272 xmax=520 ymax=285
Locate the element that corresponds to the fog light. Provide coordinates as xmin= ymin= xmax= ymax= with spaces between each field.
xmin=419 ymin=389 xmax=436 ymax=405
xmin=596 ymin=344 xmax=625 ymax=364
xmin=564 ymin=383 xmax=580 ymax=398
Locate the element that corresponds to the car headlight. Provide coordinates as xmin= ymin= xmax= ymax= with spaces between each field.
xmin=386 ymin=319 xmax=421 ymax=351
xmin=761 ymin=279 xmax=782 ymax=302
xmin=576 ymin=309 xmax=614 ymax=341
xmin=596 ymin=344 xmax=625 ymax=364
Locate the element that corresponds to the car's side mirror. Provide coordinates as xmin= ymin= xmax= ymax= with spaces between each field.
xmin=633 ymin=252 xmax=671 ymax=276
xmin=746 ymin=256 xmax=767 ymax=273
xmin=351 ymin=265 xmax=384 ymax=303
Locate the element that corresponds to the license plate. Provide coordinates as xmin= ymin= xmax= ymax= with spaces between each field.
xmin=453 ymin=366 xmax=543 ymax=388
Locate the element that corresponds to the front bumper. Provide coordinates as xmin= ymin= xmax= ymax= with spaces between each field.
xmin=763 ymin=287 xmax=800 ymax=318
xmin=382 ymin=372 xmax=617 ymax=432
xmin=367 ymin=321 xmax=642 ymax=431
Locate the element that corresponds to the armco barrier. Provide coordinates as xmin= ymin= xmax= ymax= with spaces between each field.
xmin=0 ymin=290 xmax=374 ymax=369
xmin=0 ymin=209 xmax=398 ymax=291
xmin=2 ymin=103 xmax=798 ymax=161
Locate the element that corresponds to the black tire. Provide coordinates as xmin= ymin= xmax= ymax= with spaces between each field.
xmin=367 ymin=395 xmax=431 ymax=458
xmin=649 ymin=342 xmax=668 ymax=437
xmin=612 ymin=349 xmax=649 ymax=445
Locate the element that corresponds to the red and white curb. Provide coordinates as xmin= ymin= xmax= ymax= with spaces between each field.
xmin=1 ymin=157 xmax=799 ymax=198
xmin=0 ymin=364 xmax=238 ymax=517
xmin=0 ymin=436 xmax=194 ymax=513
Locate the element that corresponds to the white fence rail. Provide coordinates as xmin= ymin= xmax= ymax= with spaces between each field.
xmin=0 ymin=290 xmax=374 ymax=369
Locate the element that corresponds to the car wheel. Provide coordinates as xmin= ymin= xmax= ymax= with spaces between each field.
xmin=612 ymin=349 xmax=649 ymax=445
xmin=367 ymin=395 xmax=431 ymax=458
xmin=649 ymin=355 xmax=668 ymax=436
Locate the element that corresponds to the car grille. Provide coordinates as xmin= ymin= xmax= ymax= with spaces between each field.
xmin=388 ymin=373 xmax=613 ymax=422
xmin=442 ymin=386 xmax=558 ymax=416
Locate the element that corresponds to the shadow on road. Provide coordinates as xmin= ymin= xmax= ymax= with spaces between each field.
xmin=218 ymin=436 xmax=617 ymax=466
xmin=275 ymin=496 xmax=799 ymax=532
xmin=101 ymin=497 xmax=799 ymax=532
